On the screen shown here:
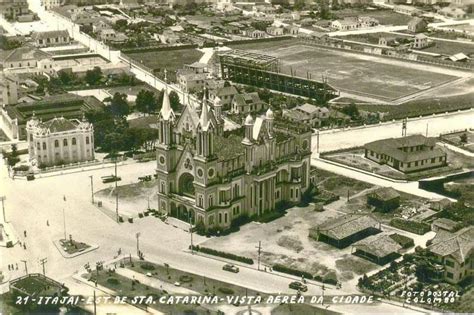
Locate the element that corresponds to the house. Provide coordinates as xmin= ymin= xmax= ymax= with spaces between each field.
xmin=367 ymin=187 xmax=401 ymax=212
xmin=379 ymin=36 xmax=398 ymax=47
xmin=394 ymin=5 xmax=423 ymax=16
xmin=431 ymin=218 xmax=459 ymax=233
xmin=364 ymin=135 xmax=447 ymax=173
xmin=309 ymin=214 xmax=381 ymax=248
xmin=43 ymin=0 xmax=61 ymax=10
xmin=352 ymin=233 xmax=403 ymax=265
xmin=92 ymin=20 xmax=111 ymax=33
xmin=243 ymin=29 xmax=266 ymax=38
xmin=231 ymin=92 xmax=267 ymax=114
xmin=266 ymin=26 xmax=284 ymax=36
xmin=438 ymin=7 xmax=467 ymax=19
xmin=413 ymin=33 xmax=429 ymax=49
xmin=26 ymin=115 xmax=94 ymax=167
xmin=449 ymin=53 xmax=470 ymax=62
xmin=429 ymin=198 xmax=454 ymax=211
xmin=331 ymin=17 xmax=378 ymax=31
xmin=99 ymin=28 xmax=117 ymax=42
xmin=177 ymin=70 xmax=208 ymax=93
xmin=0 ymin=0 xmax=29 ymax=20
xmin=157 ymin=30 xmax=180 ymax=44
xmin=408 ymin=17 xmax=428 ymax=33
xmin=31 ymin=30 xmax=71 ymax=48
xmin=427 ymin=227 xmax=474 ymax=284
xmin=209 ymin=85 xmax=238 ymax=109
xmin=283 ymin=103 xmax=329 ymax=127
xmin=284 ymin=25 xmax=299 ymax=35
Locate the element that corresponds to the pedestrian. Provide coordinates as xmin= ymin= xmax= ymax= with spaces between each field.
xmin=24 ymin=230 xmax=27 ymax=237
xmin=15 ymin=263 xmax=18 ymax=270
xmin=8 ymin=265 xmax=10 ymax=271
xmin=23 ymin=243 xmax=26 ymax=250
xmin=46 ymin=220 xmax=49 ymax=226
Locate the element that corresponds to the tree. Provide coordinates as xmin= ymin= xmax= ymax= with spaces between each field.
xmin=341 ymin=103 xmax=360 ymax=120
xmin=113 ymin=19 xmax=128 ymax=31
xmin=319 ymin=0 xmax=331 ymax=20
xmin=332 ymin=0 xmax=340 ymax=10
xmin=294 ymin=0 xmax=306 ymax=10
xmin=460 ymin=133 xmax=468 ymax=144
xmin=135 ymin=89 xmax=157 ymax=114
xmin=109 ymin=93 xmax=130 ymax=118
xmin=85 ymin=66 xmax=103 ymax=86
xmin=169 ymin=91 xmax=180 ymax=111
xmin=6 ymin=144 xmax=20 ymax=167
xmin=57 ymin=70 xmax=76 ymax=86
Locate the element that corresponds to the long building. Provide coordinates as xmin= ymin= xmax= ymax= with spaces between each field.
xmin=155 ymin=89 xmax=312 ymax=231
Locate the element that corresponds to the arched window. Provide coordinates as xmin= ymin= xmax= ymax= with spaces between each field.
xmin=42 ymin=142 xmax=46 ymax=150
xmin=37 ymin=142 xmax=40 ymax=150
xmin=86 ymin=136 xmax=90 ymax=144
xmin=54 ymin=140 xmax=59 ymax=148
xmin=72 ymin=138 xmax=76 ymax=145
xmin=63 ymin=139 xmax=68 ymax=146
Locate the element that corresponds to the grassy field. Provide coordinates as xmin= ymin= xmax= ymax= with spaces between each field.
xmin=126 ymin=49 xmax=204 ymax=81
xmin=334 ymin=8 xmax=413 ymax=26
xmin=424 ymin=40 xmax=474 ymax=56
xmin=232 ymin=41 xmax=457 ymax=101
xmin=440 ymin=130 xmax=474 ymax=153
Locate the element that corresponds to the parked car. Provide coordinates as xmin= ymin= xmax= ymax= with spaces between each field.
xmin=222 ymin=264 xmax=239 ymax=273
xmin=174 ymin=281 xmax=181 ymax=287
xmin=101 ymin=175 xmax=121 ymax=183
xmin=289 ymin=281 xmax=308 ymax=292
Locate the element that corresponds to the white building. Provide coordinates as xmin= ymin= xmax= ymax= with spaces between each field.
xmin=26 ymin=115 xmax=94 ymax=167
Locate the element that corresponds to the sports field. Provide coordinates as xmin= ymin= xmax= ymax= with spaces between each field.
xmin=232 ymin=41 xmax=459 ymax=102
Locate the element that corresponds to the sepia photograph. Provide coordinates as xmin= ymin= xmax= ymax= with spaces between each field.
xmin=0 ymin=0 xmax=473 ymax=314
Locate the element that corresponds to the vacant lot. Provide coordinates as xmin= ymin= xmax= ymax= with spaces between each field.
xmin=233 ymin=42 xmax=457 ymax=101
xmin=440 ymin=130 xmax=474 ymax=153
xmin=201 ymin=205 xmax=378 ymax=289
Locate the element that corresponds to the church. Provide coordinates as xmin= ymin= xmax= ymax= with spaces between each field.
xmin=156 ymin=89 xmax=312 ymax=231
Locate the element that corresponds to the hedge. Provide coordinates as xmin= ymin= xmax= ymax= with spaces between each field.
xmin=190 ymin=245 xmax=254 ymax=264
xmin=272 ymin=264 xmax=313 ymax=280
xmin=390 ymin=218 xmax=430 ymax=235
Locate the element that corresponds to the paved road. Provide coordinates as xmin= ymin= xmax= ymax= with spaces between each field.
xmin=313 ymin=110 xmax=474 ymax=153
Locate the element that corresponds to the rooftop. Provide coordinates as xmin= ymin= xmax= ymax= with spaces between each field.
xmin=214 ymin=134 xmax=245 ymax=161
xmin=353 ymin=233 xmax=403 ymax=258
xmin=316 ymin=214 xmax=380 ymax=240
xmin=368 ymin=187 xmax=401 ymax=201
xmin=428 ymin=226 xmax=474 ymax=263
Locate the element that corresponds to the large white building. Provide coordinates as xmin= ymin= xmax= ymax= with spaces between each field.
xmin=26 ymin=115 xmax=94 ymax=167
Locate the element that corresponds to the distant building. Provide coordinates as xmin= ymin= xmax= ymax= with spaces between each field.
xmin=431 ymin=218 xmax=459 ymax=233
xmin=99 ymin=28 xmax=117 ymax=42
xmin=394 ymin=5 xmax=423 ymax=16
xmin=427 ymin=227 xmax=473 ymax=284
xmin=209 ymin=85 xmax=238 ymax=109
xmin=177 ymin=70 xmax=209 ymax=93
xmin=310 ymin=214 xmax=381 ymax=248
xmin=231 ymin=92 xmax=267 ymax=114
xmin=31 ymin=30 xmax=71 ymax=47
xmin=331 ymin=17 xmax=378 ymax=30
xmin=438 ymin=7 xmax=467 ymax=19
xmin=266 ymin=26 xmax=284 ymax=36
xmin=26 ymin=115 xmax=94 ymax=167
xmin=364 ymin=135 xmax=447 ymax=173
xmin=408 ymin=17 xmax=428 ymax=33
xmin=413 ymin=33 xmax=429 ymax=49
xmin=379 ymin=36 xmax=398 ymax=47
xmin=43 ymin=0 xmax=61 ymax=10
xmin=284 ymin=25 xmax=299 ymax=35
xmin=367 ymin=187 xmax=401 ymax=212
xmin=0 ymin=0 xmax=29 ymax=20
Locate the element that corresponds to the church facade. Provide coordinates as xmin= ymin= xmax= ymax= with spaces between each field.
xmin=156 ymin=90 xmax=312 ymax=231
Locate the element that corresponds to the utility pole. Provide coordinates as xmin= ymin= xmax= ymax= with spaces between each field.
xmin=0 ymin=196 xmax=6 ymax=223
xmin=316 ymin=130 xmax=320 ymax=154
xmin=256 ymin=241 xmax=262 ymax=270
xmin=21 ymin=260 xmax=28 ymax=275
xmin=402 ymin=118 xmax=407 ymax=137
xmin=189 ymin=215 xmax=194 ymax=255
xmin=115 ymin=160 xmax=119 ymax=222
xmin=136 ymin=232 xmax=141 ymax=257
xmin=39 ymin=257 xmax=47 ymax=276
xmin=63 ymin=207 xmax=67 ymax=241
xmin=89 ymin=175 xmax=94 ymax=204
xmin=93 ymin=290 xmax=97 ymax=315
xmin=426 ymin=123 xmax=429 ymax=137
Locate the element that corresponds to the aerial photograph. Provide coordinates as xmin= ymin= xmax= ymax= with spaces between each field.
xmin=0 ymin=0 xmax=473 ymax=314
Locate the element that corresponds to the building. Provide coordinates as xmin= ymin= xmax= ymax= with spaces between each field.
xmin=283 ymin=104 xmax=329 ymax=128
xmin=266 ymin=26 xmax=284 ymax=36
xmin=431 ymin=218 xmax=459 ymax=233
xmin=0 ymin=0 xmax=29 ymax=20
xmin=231 ymin=92 xmax=267 ymax=114
xmin=408 ymin=17 xmax=428 ymax=33
xmin=379 ymin=36 xmax=398 ymax=47
xmin=31 ymin=30 xmax=71 ymax=47
xmin=43 ymin=0 xmax=61 ymax=10
xmin=209 ymin=85 xmax=238 ymax=109
xmin=155 ymin=90 xmax=313 ymax=231
xmin=352 ymin=233 xmax=404 ymax=265
xmin=331 ymin=17 xmax=378 ymax=31
xmin=438 ymin=7 xmax=467 ymax=19
xmin=177 ymin=70 xmax=209 ymax=93
xmin=394 ymin=5 xmax=423 ymax=16
xmin=367 ymin=187 xmax=401 ymax=212
xmin=2 ymin=46 xmax=54 ymax=75
xmin=26 ymin=115 xmax=94 ymax=167
xmin=413 ymin=33 xmax=429 ymax=49
xmin=0 ymin=74 xmax=19 ymax=105
xmin=284 ymin=25 xmax=299 ymax=35
xmin=427 ymin=226 xmax=473 ymax=284
xmin=309 ymin=214 xmax=381 ymax=248
xmin=0 ymin=94 xmax=103 ymax=140
xmin=364 ymin=135 xmax=447 ymax=173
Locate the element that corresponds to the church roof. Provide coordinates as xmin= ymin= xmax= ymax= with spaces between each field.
xmin=160 ymin=89 xmax=175 ymax=121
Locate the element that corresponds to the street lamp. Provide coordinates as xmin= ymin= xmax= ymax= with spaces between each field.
xmin=89 ymin=175 xmax=94 ymax=204
xmin=0 ymin=196 xmax=6 ymax=223
xmin=136 ymin=232 xmax=141 ymax=257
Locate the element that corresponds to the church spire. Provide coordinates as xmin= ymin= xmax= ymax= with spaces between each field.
xmin=160 ymin=88 xmax=174 ymax=121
